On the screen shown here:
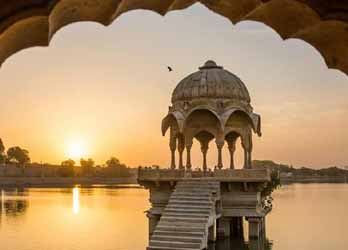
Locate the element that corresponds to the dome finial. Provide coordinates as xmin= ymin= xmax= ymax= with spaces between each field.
xmin=199 ymin=60 xmax=223 ymax=70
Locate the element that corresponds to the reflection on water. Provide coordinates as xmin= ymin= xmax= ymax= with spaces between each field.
xmin=210 ymin=238 xmax=273 ymax=250
xmin=0 ymin=184 xmax=347 ymax=250
xmin=72 ymin=187 xmax=80 ymax=214
xmin=1 ymin=190 xmax=3 ymax=213
xmin=0 ymin=188 xmax=29 ymax=216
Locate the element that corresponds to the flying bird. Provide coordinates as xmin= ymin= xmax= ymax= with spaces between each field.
xmin=167 ymin=66 xmax=173 ymax=72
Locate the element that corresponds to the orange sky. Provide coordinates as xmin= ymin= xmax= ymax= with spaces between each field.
xmin=0 ymin=4 xmax=347 ymax=168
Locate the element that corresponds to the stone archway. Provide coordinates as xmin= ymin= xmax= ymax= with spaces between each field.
xmin=183 ymin=109 xmax=223 ymax=170
xmin=0 ymin=1 xmax=347 ymax=74
xmin=224 ymin=110 xmax=254 ymax=169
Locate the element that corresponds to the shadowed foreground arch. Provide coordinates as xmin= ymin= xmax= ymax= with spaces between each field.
xmin=0 ymin=0 xmax=348 ymax=74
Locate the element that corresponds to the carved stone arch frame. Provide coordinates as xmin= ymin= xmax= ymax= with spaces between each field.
xmin=0 ymin=1 xmax=347 ymax=74
xmin=185 ymin=127 xmax=217 ymax=144
xmin=224 ymin=127 xmax=253 ymax=169
xmin=221 ymin=109 xmax=257 ymax=134
xmin=180 ymin=107 xmax=225 ymax=170
xmin=193 ymin=129 xmax=215 ymax=172
xmin=182 ymin=106 xmax=224 ymax=133
xmin=161 ymin=111 xmax=185 ymax=136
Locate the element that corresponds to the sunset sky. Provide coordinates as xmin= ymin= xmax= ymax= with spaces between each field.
xmin=0 ymin=4 xmax=347 ymax=168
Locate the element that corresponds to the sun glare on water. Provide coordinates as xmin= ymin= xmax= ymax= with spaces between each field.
xmin=72 ymin=187 xmax=80 ymax=214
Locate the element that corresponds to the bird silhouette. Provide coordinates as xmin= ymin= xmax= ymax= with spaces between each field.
xmin=167 ymin=66 xmax=173 ymax=72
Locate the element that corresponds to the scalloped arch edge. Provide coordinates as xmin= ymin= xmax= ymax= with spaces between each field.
xmin=0 ymin=0 xmax=347 ymax=75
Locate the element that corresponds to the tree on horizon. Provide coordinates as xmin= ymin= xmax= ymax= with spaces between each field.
xmin=58 ymin=159 xmax=76 ymax=177
xmin=7 ymin=146 xmax=30 ymax=166
xmin=105 ymin=156 xmax=121 ymax=168
xmin=80 ymin=158 xmax=95 ymax=176
xmin=0 ymin=138 xmax=5 ymax=163
xmin=105 ymin=156 xmax=131 ymax=177
xmin=61 ymin=159 xmax=75 ymax=167
xmin=0 ymin=138 xmax=4 ymax=153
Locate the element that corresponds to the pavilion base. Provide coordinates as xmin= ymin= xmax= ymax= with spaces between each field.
xmin=139 ymin=168 xmax=272 ymax=250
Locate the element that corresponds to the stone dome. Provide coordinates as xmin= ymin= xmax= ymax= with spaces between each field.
xmin=171 ymin=60 xmax=251 ymax=104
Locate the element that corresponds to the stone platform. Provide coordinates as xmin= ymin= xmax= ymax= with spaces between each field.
xmin=138 ymin=168 xmax=272 ymax=250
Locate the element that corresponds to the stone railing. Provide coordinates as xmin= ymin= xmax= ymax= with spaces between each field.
xmin=138 ymin=167 xmax=270 ymax=182
xmin=138 ymin=167 xmax=185 ymax=181
xmin=214 ymin=169 xmax=271 ymax=182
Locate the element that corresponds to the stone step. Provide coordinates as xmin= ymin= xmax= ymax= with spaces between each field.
xmin=172 ymin=191 xmax=213 ymax=196
xmin=180 ymin=180 xmax=219 ymax=183
xmin=170 ymin=196 xmax=212 ymax=200
xmin=154 ymin=230 xmax=204 ymax=238
xmin=147 ymin=246 xmax=197 ymax=250
xmin=172 ymin=187 xmax=214 ymax=192
xmin=164 ymin=208 xmax=211 ymax=215
xmin=158 ymin=221 xmax=206 ymax=228
xmin=149 ymin=240 xmax=201 ymax=249
xmin=176 ymin=184 xmax=219 ymax=188
xmin=176 ymin=184 xmax=219 ymax=189
xmin=175 ymin=186 xmax=215 ymax=189
xmin=177 ymin=182 xmax=219 ymax=186
xmin=156 ymin=225 xmax=205 ymax=233
xmin=171 ymin=192 xmax=211 ymax=197
xmin=174 ymin=187 xmax=214 ymax=192
xmin=163 ymin=212 xmax=209 ymax=218
xmin=169 ymin=196 xmax=212 ymax=201
xmin=166 ymin=204 xmax=212 ymax=210
xmin=152 ymin=235 xmax=202 ymax=243
xmin=172 ymin=192 xmax=213 ymax=196
xmin=168 ymin=200 xmax=212 ymax=206
xmin=147 ymin=180 xmax=219 ymax=250
xmin=160 ymin=216 xmax=207 ymax=223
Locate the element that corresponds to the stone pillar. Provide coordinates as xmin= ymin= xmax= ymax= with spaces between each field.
xmin=170 ymin=146 xmax=176 ymax=169
xmin=177 ymin=135 xmax=185 ymax=169
xmin=208 ymin=219 xmax=217 ymax=242
xmin=216 ymin=141 xmax=224 ymax=169
xmin=201 ymin=142 xmax=208 ymax=172
xmin=227 ymin=140 xmax=236 ymax=169
xmin=243 ymin=149 xmax=248 ymax=169
xmin=186 ymin=143 xmax=192 ymax=170
xmin=248 ymin=133 xmax=253 ymax=169
xmin=242 ymin=133 xmax=253 ymax=169
xmin=147 ymin=211 xmax=159 ymax=240
xmin=248 ymin=150 xmax=252 ymax=169
xmin=169 ymin=129 xmax=177 ymax=169
xmin=248 ymin=217 xmax=261 ymax=239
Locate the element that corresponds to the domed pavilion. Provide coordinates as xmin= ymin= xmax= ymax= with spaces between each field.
xmin=162 ymin=60 xmax=261 ymax=171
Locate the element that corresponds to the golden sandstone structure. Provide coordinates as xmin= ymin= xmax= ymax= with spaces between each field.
xmin=139 ymin=61 xmax=272 ymax=250
xmin=162 ymin=60 xmax=261 ymax=171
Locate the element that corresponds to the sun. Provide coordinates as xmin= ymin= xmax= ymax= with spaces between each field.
xmin=67 ymin=140 xmax=87 ymax=160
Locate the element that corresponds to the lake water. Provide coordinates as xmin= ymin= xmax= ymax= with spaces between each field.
xmin=1 ymin=184 xmax=347 ymax=250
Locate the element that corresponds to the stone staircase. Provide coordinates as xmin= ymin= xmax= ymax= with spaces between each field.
xmin=147 ymin=179 xmax=220 ymax=250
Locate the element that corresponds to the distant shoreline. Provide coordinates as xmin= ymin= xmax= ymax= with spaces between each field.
xmin=1 ymin=176 xmax=347 ymax=189
xmin=0 ymin=177 xmax=138 ymax=188
xmin=281 ymin=176 xmax=348 ymax=184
